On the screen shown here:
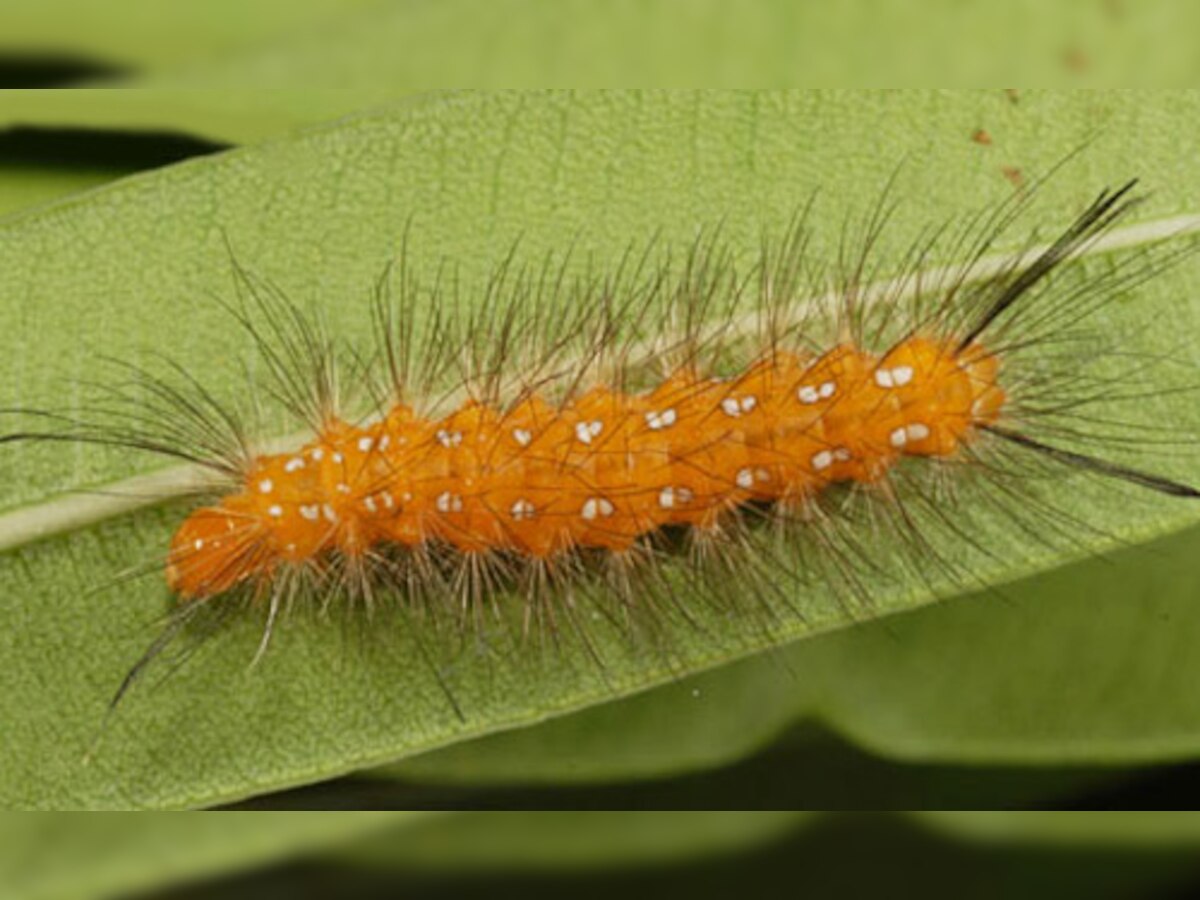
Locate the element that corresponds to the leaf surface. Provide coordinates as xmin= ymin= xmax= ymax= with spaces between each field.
xmin=0 ymin=812 xmax=418 ymax=900
xmin=2 ymin=1 xmax=1195 ymax=144
xmin=0 ymin=0 xmax=381 ymax=70
xmin=389 ymin=522 xmax=1200 ymax=784
xmin=3 ymin=90 xmax=1200 ymax=808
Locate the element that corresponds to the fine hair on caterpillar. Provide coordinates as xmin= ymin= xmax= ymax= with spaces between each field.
xmin=5 ymin=173 xmax=1200 ymax=733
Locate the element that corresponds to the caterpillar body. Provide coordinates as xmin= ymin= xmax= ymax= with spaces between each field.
xmin=7 ymin=178 xmax=1199 ymax=710
xmin=171 ymin=333 xmax=1003 ymax=597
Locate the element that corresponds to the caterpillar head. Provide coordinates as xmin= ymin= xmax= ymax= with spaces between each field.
xmin=165 ymin=498 xmax=269 ymax=599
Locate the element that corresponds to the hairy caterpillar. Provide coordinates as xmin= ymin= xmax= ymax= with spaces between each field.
xmin=5 ymin=177 xmax=1198 ymax=718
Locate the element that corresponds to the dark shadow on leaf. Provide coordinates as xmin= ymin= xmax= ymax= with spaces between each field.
xmin=0 ymin=54 xmax=127 ymax=88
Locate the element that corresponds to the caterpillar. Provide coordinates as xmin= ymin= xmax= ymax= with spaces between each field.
xmin=6 ymin=176 xmax=1199 ymax=717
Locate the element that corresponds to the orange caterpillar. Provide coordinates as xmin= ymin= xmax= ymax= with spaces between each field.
xmin=161 ymin=180 xmax=1200 ymax=617
xmin=169 ymin=338 xmax=1004 ymax=598
xmin=9 ymin=180 xmax=1198 ymax=707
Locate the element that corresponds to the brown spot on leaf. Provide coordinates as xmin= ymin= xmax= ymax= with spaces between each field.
xmin=1001 ymin=165 xmax=1025 ymax=190
xmin=1063 ymin=47 xmax=1089 ymax=72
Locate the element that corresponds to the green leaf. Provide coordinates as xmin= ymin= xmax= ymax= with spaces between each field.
xmin=294 ymin=728 xmax=1126 ymax=808
xmin=320 ymin=813 xmax=1200 ymax=900
xmin=337 ymin=812 xmax=809 ymax=872
xmin=0 ymin=88 xmax=401 ymax=146
xmin=0 ymin=165 xmax=119 ymax=220
xmin=3 ymin=90 xmax=1200 ymax=809
xmin=916 ymin=812 xmax=1200 ymax=847
xmin=387 ymin=521 xmax=1200 ymax=784
xmin=3 ymin=1 xmax=1196 ymax=146
xmin=0 ymin=0 xmax=382 ymax=70
xmin=0 ymin=812 xmax=420 ymax=900
xmin=10 ymin=810 xmax=1196 ymax=900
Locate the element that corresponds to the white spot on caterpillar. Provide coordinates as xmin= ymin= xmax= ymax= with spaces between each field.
xmin=436 ymin=492 xmax=463 ymax=513
xmin=659 ymin=487 xmax=675 ymax=509
xmin=682 ymin=487 xmax=694 ymax=502
xmin=284 ymin=457 xmax=304 ymax=473
xmin=812 ymin=450 xmax=833 ymax=470
xmin=258 ymin=479 xmax=273 ymax=493
xmin=193 ymin=538 xmax=204 ymax=550
xmin=581 ymin=497 xmax=615 ymax=520
xmin=363 ymin=496 xmax=378 ymax=513
xmin=310 ymin=448 xmax=324 ymax=461
xmin=907 ymin=422 xmax=931 ymax=441
xmin=378 ymin=435 xmax=390 ymax=451
xmin=436 ymin=429 xmax=462 ymax=449
xmin=357 ymin=436 xmax=374 ymax=452
xmin=322 ymin=504 xmax=338 ymax=523
xmin=510 ymin=499 xmax=536 ymax=521
xmin=721 ymin=395 xmax=758 ymax=416
xmin=736 ymin=468 xmax=755 ymax=489
xmin=798 ymin=381 xmax=838 ymax=404
xmin=332 ymin=452 xmax=344 ymax=464
xmin=513 ymin=427 xmax=532 ymax=446
xmin=890 ymin=427 xmax=908 ymax=448
xmin=267 ymin=505 xmax=283 ymax=518
xmin=645 ymin=408 xmax=677 ymax=430
xmin=300 ymin=504 xmax=320 ymax=521
xmin=575 ymin=420 xmax=603 ymax=444
xmin=382 ymin=493 xmax=395 ymax=509
xmin=336 ymin=483 xmax=350 ymax=494
xmin=834 ymin=447 xmax=852 ymax=461
xmin=876 ymin=366 xmax=914 ymax=388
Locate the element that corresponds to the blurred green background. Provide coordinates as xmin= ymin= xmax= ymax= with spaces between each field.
xmin=4 ymin=2 xmax=1200 ymax=899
